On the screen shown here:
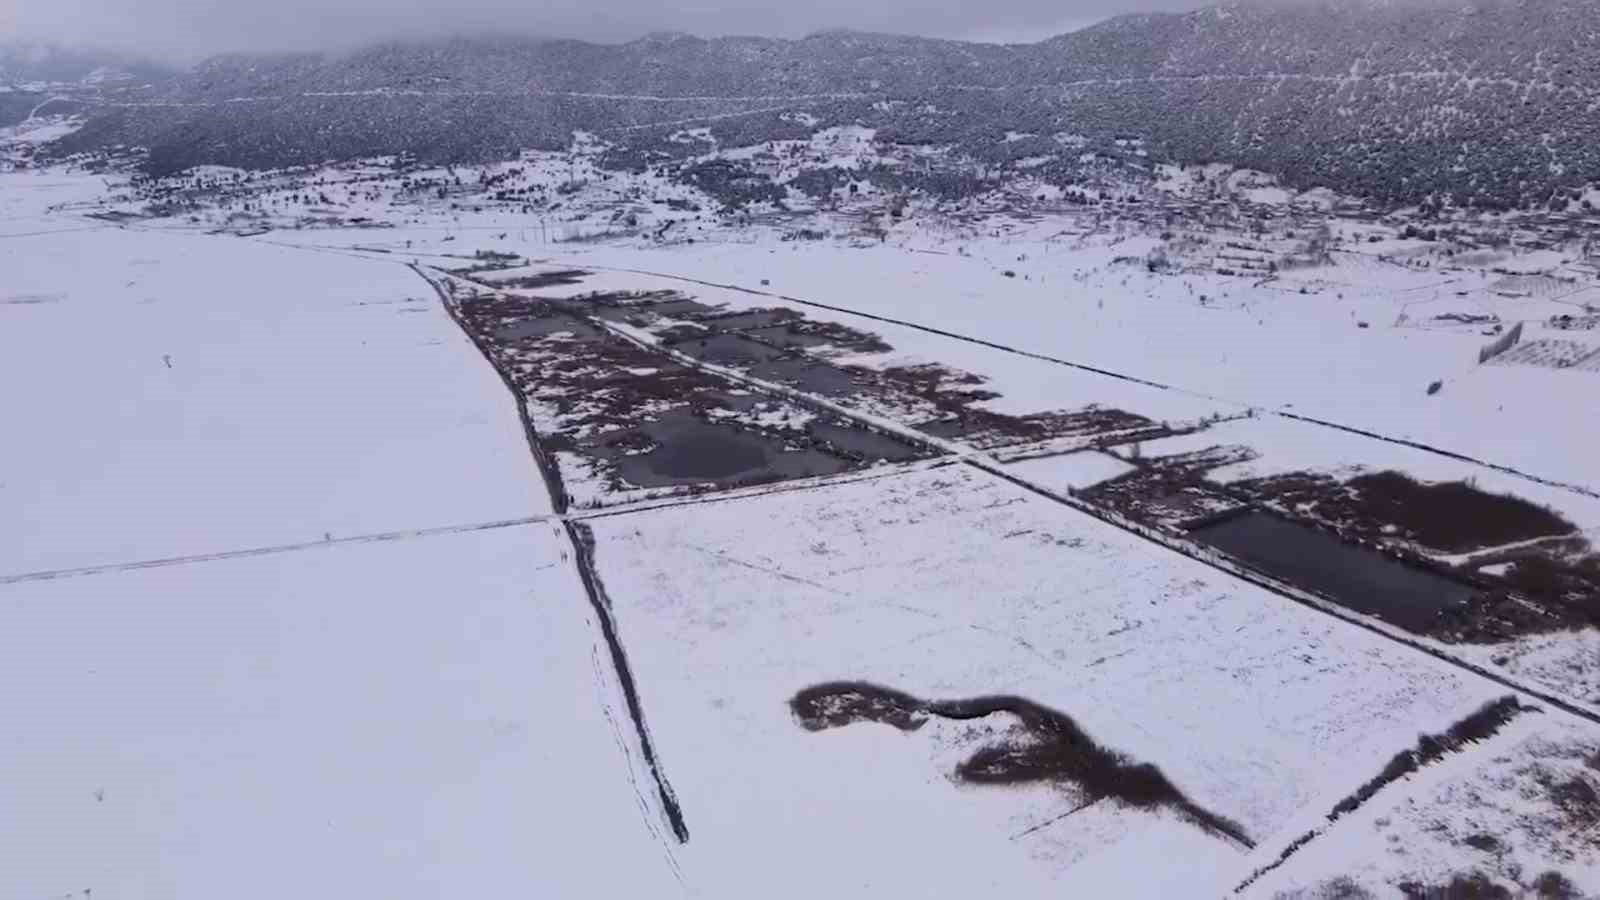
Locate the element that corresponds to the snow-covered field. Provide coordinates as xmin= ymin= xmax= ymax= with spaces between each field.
xmin=6 ymin=163 xmax=1600 ymax=898
xmin=2 ymin=524 xmax=685 ymax=898
xmin=2 ymin=176 xmax=684 ymax=899
xmin=0 ymin=220 xmax=542 ymax=574
xmin=582 ymin=463 xmax=1530 ymax=894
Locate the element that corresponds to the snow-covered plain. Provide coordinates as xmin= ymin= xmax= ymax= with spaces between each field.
xmin=0 ymin=220 xmax=542 ymax=574
xmin=3 ymin=174 xmax=677 ymax=899
xmin=582 ymin=463 xmax=1591 ymax=895
xmin=2 ymin=524 xmax=685 ymax=899
xmin=7 ymin=158 xmax=1600 ymax=898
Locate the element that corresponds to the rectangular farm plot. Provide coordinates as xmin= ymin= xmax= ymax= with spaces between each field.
xmin=580 ymin=465 xmax=1505 ymax=893
xmin=445 ymin=281 xmax=936 ymax=508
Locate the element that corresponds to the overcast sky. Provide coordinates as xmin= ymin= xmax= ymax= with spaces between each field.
xmin=3 ymin=0 xmax=1203 ymax=62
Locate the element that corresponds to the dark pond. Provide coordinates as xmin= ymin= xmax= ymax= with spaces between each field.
xmin=1192 ymin=511 xmax=1474 ymax=632
xmin=914 ymin=418 xmax=972 ymax=439
xmin=749 ymin=359 xmax=860 ymax=397
xmin=613 ymin=412 xmax=850 ymax=487
xmin=674 ymin=333 xmax=789 ymax=365
xmin=809 ymin=420 xmax=924 ymax=461
xmin=645 ymin=298 xmax=721 ymax=318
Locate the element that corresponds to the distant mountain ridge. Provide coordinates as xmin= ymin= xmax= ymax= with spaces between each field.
xmin=36 ymin=1 xmax=1600 ymax=207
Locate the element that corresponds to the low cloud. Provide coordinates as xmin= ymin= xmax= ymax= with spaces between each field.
xmin=5 ymin=0 xmax=1201 ymax=63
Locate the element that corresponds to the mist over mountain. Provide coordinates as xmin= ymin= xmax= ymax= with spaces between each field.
xmin=16 ymin=0 xmax=1600 ymax=208
xmin=0 ymin=42 xmax=175 ymax=85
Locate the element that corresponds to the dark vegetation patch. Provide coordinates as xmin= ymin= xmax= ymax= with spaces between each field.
xmin=455 ymin=271 xmax=1228 ymax=501
xmin=1329 ymin=697 xmax=1528 ymax=820
xmin=790 ymin=681 xmax=1253 ymax=847
xmin=493 ymin=315 xmax=604 ymax=341
xmin=1547 ymin=772 xmax=1600 ymax=824
xmin=1273 ymin=870 xmax=1583 ymax=899
xmin=552 ymin=289 xmax=688 ymax=319
xmin=753 ymin=318 xmax=893 ymax=354
xmin=444 ymin=260 xmax=525 ymax=276
xmin=1349 ymin=471 xmax=1570 ymax=553
xmin=490 ymin=268 xmax=591 ymax=289
xmin=1387 ymin=870 xmax=1586 ymax=899
xmin=740 ymin=324 xmax=837 ymax=349
xmin=881 ymin=363 xmax=999 ymax=417
xmin=1232 ymin=470 xmax=1576 ymax=555
xmin=1239 ymin=697 xmax=1531 ymax=894
xmin=884 ymin=364 xmax=1167 ymax=450
xmin=640 ymin=297 xmax=721 ymax=319
xmin=791 ymin=682 xmax=930 ymax=732
xmin=1429 ymin=550 xmax=1600 ymax=641
xmin=469 ymin=271 xmax=1125 ymax=458
xmin=687 ymin=307 xmax=891 ymax=354
xmin=1531 ymin=871 xmax=1584 ymax=899
xmin=1398 ymin=872 xmax=1513 ymax=900
xmin=1271 ymin=875 xmax=1378 ymax=899
xmin=451 ymin=282 xmax=937 ymax=502
xmin=1476 ymin=551 xmax=1600 ymax=634
xmin=1079 ymin=445 xmax=1255 ymax=527
xmin=696 ymin=308 xmax=801 ymax=331
xmin=1169 ymin=466 xmax=1599 ymax=641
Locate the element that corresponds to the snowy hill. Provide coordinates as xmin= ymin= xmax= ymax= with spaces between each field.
xmin=40 ymin=0 xmax=1600 ymax=206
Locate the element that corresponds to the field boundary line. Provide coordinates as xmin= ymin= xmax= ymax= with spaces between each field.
xmin=0 ymin=514 xmax=550 ymax=587
xmin=414 ymin=265 xmax=692 ymax=852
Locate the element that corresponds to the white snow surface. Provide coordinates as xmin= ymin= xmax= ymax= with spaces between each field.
xmin=584 ymin=464 xmax=1517 ymax=894
xmin=2 ymin=175 xmax=676 ymax=900
xmin=1 ymin=221 xmax=542 ymax=573
xmin=8 ymin=165 xmax=1600 ymax=898
xmin=2 ymin=524 xmax=685 ymax=899
xmin=1003 ymin=449 xmax=1136 ymax=491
